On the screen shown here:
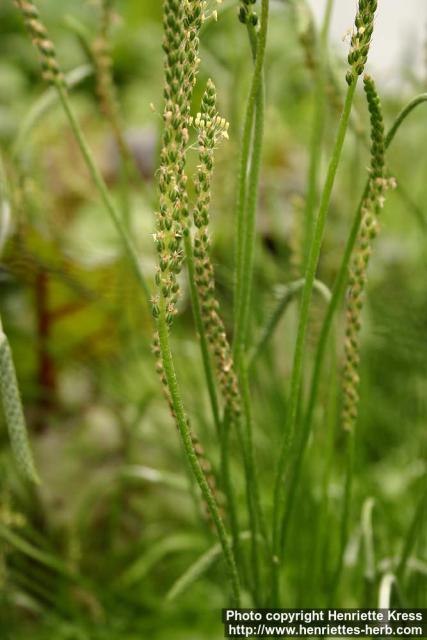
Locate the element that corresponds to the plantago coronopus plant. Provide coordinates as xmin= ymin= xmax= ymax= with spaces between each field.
xmin=9 ymin=0 xmax=427 ymax=620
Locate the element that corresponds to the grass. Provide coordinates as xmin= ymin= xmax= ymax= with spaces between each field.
xmin=0 ymin=0 xmax=426 ymax=635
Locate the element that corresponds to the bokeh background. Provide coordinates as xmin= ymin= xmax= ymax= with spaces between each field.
xmin=0 ymin=1 xmax=426 ymax=638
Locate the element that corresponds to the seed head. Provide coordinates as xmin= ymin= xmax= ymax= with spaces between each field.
xmin=346 ymin=0 xmax=378 ymax=84
xmin=14 ymin=0 xmax=64 ymax=86
xmin=342 ymin=75 xmax=396 ymax=432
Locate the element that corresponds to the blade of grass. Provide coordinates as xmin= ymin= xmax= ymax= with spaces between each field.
xmin=166 ymin=531 xmax=252 ymax=602
xmin=120 ymin=464 xmax=188 ymax=491
xmin=0 ymin=524 xmax=74 ymax=579
xmin=118 ymin=534 xmax=202 ymax=587
xmin=378 ymin=573 xmax=405 ymax=607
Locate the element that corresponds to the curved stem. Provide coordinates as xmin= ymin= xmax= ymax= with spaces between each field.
xmin=184 ymin=235 xmax=221 ymax=435
xmin=378 ymin=573 xmax=405 ymax=608
xmin=385 ymin=93 xmax=427 ymax=147
xmin=272 ymin=79 xmax=357 ymax=603
xmin=55 ymin=82 xmax=150 ymax=305
xmin=156 ymin=308 xmax=240 ymax=606
xmin=12 ymin=65 xmax=93 ymax=159
xmin=249 ymin=278 xmax=331 ymax=369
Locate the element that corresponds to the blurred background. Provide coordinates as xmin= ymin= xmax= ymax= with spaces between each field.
xmin=0 ymin=1 xmax=426 ymax=638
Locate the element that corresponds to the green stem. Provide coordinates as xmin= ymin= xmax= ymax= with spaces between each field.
xmin=385 ymin=93 xmax=427 ymax=147
xmin=234 ymin=55 xmax=269 ymax=603
xmin=55 ymin=81 xmax=150 ymax=305
xmin=12 ymin=65 xmax=93 ymax=160
xmin=272 ymin=79 xmax=357 ymax=602
xmin=233 ymin=4 xmax=269 ymax=363
xmin=303 ymin=0 xmax=335 ymax=265
xmin=313 ymin=352 xmax=339 ymax=605
xmin=240 ymin=364 xmax=266 ymax=605
xmin=236 ymin=72 xmax=265 ymax=354
xmin=238 ymin=1 xmax=270 ymax=590
xmin=218 ymin=22 xmax=258 ymax=583
xmin=224 ymin=3 xmax=270 ymax=600
xmin=219 ymin=411 xmax=243 ymax=583
xmin=184 ymin=234 xmax=221 ymax=434
xmin=156 ymin=307 xmax=240 ymax=606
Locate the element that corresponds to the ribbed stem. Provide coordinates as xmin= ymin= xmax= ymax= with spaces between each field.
xmin=233 ymin=1 xmax=270 ymax=602
xmin=233 ymin=3 xmax=269 ymax=364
